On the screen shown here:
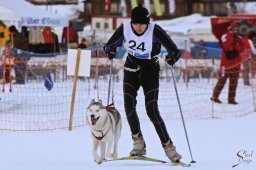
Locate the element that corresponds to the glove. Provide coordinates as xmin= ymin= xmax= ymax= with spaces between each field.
xmin=103 ymin=45 xmax=116 ymax=60
xmin=107 ymin=49 xmax=116 ymax=60
xmin=165 ymin=50 xmax=181 ymax=66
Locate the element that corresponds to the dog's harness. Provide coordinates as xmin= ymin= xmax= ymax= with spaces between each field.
xmin=92 ymin=130 xmax=107 ymax=140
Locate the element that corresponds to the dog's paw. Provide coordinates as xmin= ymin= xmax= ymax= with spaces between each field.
xmin=94 ymin=158 xmax=100 ymax=164
xmin=106 ymin=153 xmax=113 ymax=158
xmin=98 ymin=160 xmax=103 ymax=164
xmin=94 ymin=157 xmax=105 ymax=164
xmin=97 ymin=159 xmax=104 ymax=164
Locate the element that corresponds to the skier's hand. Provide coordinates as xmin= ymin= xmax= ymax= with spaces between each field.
xmin=103 ymin=45 xmax=116 ymax=60
xmin=107 ymin=49 xmax=116 ymax=60
xmin=165 ymin=50 xmax=181 ymax=66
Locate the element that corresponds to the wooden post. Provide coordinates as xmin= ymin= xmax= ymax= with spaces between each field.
xmin=69 ymin=48 xmax=81 ymax=131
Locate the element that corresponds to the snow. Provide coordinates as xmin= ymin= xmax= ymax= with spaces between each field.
xmin=0 ymin=57 xmax=256 ymax=170
xmin=154 ymin=14 xmax=217 ymax=46
xmin=155 ymin=14 xmax=213 ymax=36
xmin=39 ymin=0 xmax=84 ymax=18
xmin=0 ymin=105 xmax=255 ymax=170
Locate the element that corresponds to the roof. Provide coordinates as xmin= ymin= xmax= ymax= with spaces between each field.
xmin=0 ymin=0 xmax=68 ymax=27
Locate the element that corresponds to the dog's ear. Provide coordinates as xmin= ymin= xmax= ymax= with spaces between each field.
xmin=90 ymin=99 xmax=95 ymax=105
xmin=98 ymin=99 xmax=105 ymax=109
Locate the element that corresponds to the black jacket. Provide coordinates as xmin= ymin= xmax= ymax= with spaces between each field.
xmin=104 ymin=22 xmax=180 ymax=58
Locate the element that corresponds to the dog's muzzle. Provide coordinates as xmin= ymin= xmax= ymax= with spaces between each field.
xmin=91 ymin=114 xmax=100 ymax=125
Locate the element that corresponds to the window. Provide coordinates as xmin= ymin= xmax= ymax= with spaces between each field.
xmin=104 ymin=23 xmax=109 ymax=29
xmin=96 ymin=22 xmax=100 ymax=29
xmin=111 ymin=3 xmax=118 ymax=14
xmin=193 ymin=3 xmax=205 ymax=14
xmin=213 ymin=3 xmax=228 ymax=16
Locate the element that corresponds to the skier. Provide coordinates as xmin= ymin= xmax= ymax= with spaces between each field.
xmin=103 ymin=4 xmax=182 ymax=162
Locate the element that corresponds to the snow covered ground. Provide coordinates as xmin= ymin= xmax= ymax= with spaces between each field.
xmin=0 ymin=111 xmax=255 ymax=170
xmin=0 ymin=59 xmax=256 ymax=170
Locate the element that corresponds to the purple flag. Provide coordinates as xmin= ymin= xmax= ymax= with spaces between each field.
xmin=44 ymin=72 xmax=54 ymax=91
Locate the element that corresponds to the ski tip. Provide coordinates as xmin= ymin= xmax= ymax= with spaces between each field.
xmin=173 ymin=161 xmax=192 ymax=167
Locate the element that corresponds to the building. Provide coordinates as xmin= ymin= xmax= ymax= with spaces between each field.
xmin=25 ymin=0 xmax=78 ymax=5
xmin=81 ymin=0 xmax=256 ymax=23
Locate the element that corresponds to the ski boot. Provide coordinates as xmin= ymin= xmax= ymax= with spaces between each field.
xmin=130 ymin=132 xmax=146 ymax=156
xmin=163 ymin=140 xmax=182 ymax=163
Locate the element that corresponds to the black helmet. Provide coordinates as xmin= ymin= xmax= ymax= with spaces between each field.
xmin=131 ymin=4 xmax=150 ymax=24
xmin=9 ymin=25 xmax=18 ymax=33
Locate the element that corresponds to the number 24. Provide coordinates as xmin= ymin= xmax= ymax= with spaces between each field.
xmin=128 ymin=40 xmax=146 ymax=52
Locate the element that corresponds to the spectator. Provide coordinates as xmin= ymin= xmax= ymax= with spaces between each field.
xmin=194 ymin=39 xmax=208 ymax=59
xmin=61 ymin=21 xmax=78 ymax=50
xmin=9 ymin=25 xmax=29 ymax=84
xmin=78 ymin=38 xmax=87 ymax=49
xmin=0 ymin=40 xmax=13 ymax=84
xmin=241 ymin=31 xmax=256 ymax=86
xmin=211 ymin=22 xmax=244 ymax=104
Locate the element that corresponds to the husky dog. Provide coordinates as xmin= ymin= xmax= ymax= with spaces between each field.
xmin=86 ymin=99 xmax=122 ymax=164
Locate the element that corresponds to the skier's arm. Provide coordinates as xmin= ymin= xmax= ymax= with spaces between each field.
xmin=153 ymin=24 xmax=181 ymax=66
xmin=103 ymin=24 xmax=125 ymax=53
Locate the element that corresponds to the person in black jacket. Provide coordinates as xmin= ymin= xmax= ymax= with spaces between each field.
xmin=78 ymin=38 xmax=87 ymax=49
xmin=103 ymin=4 xmax=182 ymax=163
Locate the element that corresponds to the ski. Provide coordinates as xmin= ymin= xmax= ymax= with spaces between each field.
xmin=112 ymin=155 xmax=167 ymax=163
xmin=107 ymin=155 xmax=191 ymax=167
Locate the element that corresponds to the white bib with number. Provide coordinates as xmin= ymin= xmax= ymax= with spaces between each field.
xmin=123 ymin=21 xmax=154 ymax=60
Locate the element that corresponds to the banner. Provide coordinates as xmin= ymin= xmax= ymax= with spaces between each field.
xmin=131 ymin=0 xmax=138 ymax=9
xmin=153 ymin=0 xmax=162 ymax=16
xmin=21 ymin=17 xmax=67 ymax=27
xmin=169 ymin=0 xmax=176 ymax=14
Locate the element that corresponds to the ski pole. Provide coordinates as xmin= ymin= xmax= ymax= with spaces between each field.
xmin=170 ymin=66 xmax=196 ymax=163
xmin=8 ymin=46 xmax=12 ymax=92
xmin=107 ymin=59 xmax=113 ymax=105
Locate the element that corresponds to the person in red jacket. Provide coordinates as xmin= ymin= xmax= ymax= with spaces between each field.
xmin=61 ymin=21 xmax=78 ymax=50
xmin=211 ymin=22 xmax=244 ymax=104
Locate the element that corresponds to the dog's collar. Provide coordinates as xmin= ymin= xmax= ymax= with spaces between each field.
xmin=92 ymin=131 xmax=107 ymax=140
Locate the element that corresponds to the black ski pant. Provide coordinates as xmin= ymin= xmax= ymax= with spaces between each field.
xmin=123 ymin=66 xmax=172 ymax=144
